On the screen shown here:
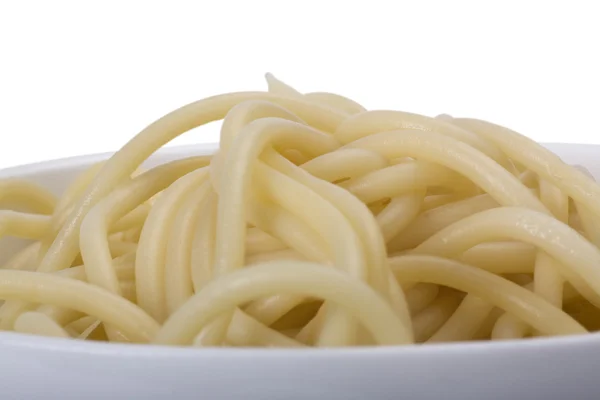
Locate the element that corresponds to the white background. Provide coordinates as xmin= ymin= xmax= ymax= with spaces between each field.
xmin=0 ymin=1 xmax=598 ymax=169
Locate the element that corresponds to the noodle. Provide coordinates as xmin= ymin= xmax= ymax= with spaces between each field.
xmin=0 ymin=73 xmax=598 ymax=348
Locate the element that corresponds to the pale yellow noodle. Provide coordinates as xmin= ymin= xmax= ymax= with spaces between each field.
xmin=57 ymin=253 xmax=136 ymax=281
xmin=389 ymin=255 xmax=586 ymax=336
xmin=119 ymin=225 xmax=143 ymax=243
xmin=263 ymin=155 xmax=416 ymax=345
xmin=340 ymin=160 xmax=472 ymax=204
xmin=37 ymin=305 xmax=84 ymax=328
xmin=404 ymin=283 xmax=440 ymax=315
xmin=107 ymin=239 xmax=137 ymax=258
xmin=212 ymin=100 xmax=306 ymax=181
xmin=417 ymin=203 xmax=588 ymax=337
xmin=52 ymin=162 xmax=106 ymax=228
xmin=491 ymin=312 xmax=530 ymax=340
xmin=264 ymin=73 xmax=303 ymax=98
xmin=389 ymin=193 xmax=499 ymax=251
xmin=164 ymin=183 xmax=212 ymax=314
xmin=66 ymin=316 xmax=99 ymax=335
xmin=245 ymin=228 xmax=286 ymax=255
xmin=295 ymin=305 xmax=325 ymax=345
xmin=244 ymin=294 xmax=309 ymax=326
xmin=422 ymin=194 xmax=464 ymax=210
xmin=534 ymin=179 xmax=569 ymax=305
xmin=77 ymin=159 xmax=208 ymax=340
xmin=519 ymin=170 xmax=538 ymax=188
xmin=224 ymin=309 xmax=305 ymax=348
xmin=248 ymin=200 xmax=329 ymax=263
xmin=109 ymin=204 xmax=150 ymax=234
xmin=435 ymin=113 xmax=454 ymax=121
xmin=304 ymin=92 xmax=366 ymax=115
xmin=300 ymin=148 xmax=388 ymax=183
xmin=35 ymin=280 xmax=136 ymax=333
xmin=80 ymin=158 xmax=208 ymax=297
xmin=245 ymin=249 xmax=305 ymax=265
xmin=404 ymin=270 xmax=500 ymax=344
xmin=14 ymin=311 xmax=71 ymax=338
xmin=39 ymin=162 xmax=108 ymax=263
xmin=251 ymin=161 xmax=367 ymax=346
xmin=344 ymin=130 xmax=546 ymax=212
xmin=263 ymin=151 xmax=412 ymax=330
xmin=190 ymin=192 xmax=217 ymax=292
xmin=0 ymin=179 xmax=56 ymax=215
xmin=575 ymin=203 xmax=600 ymax=246
xmin=36 ymin=254 xmax=136 ymax=329
xmin=265 ymin=73 xmax=363 ymax=115
xmin=154 ymin=261 xmax=411 ymax=346
xmin=0 ymin=270 xmax=159 ymax=342
xmin=135 ymin=168 xmax=210 ymax=321
xmin=376 ymin=192 xmax=424 ymax=243
xmin=217 ymin=102 xmax=326 ymax=269
xmin=428 ymin=295 xmax=493 ymax=343
xmin=473 ymin=308 xmax=504 ymax=341
xmin=270 ymin=301 xmax=322 ymax=331
xmin=78 ymin=318 xmax=104 ymax=340
xmin=37 ymin=92 xmax=346 ymax=280
xmin=568 ymin=166 xmax=600 ymax=245
xmin=368 ymin=199 xmax=388 ymax=215
xmin=486 ymin=179 xmax=567 ymax=339
xmin=281 ymin=149 xmax=309 ymax=165
xmin=452 ymin=118 xmax=600 ymax=219
xmin=415 ymin=207 xmax=600 ymax=306
xmin=412 ymin=289 xmax=462 ymax=343
xmin=205 ymin=117 xmax=360 ymax=346
xmin=196 ymin=200 xmax=326 ymax=332
xmin=0 ymin=211 xmax=51 ymax=240
xmin=459 ymin=242 xmax=536 ymax=274
xmin=334 ymin=110 xmax=512 ymax=170
xmin=213 ymin=117 xmax=339 ymax=282
xmin=2 ymin=242 xmax=41 ymax=271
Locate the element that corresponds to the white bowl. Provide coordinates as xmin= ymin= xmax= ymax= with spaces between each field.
xmin=1 ymin=143 xmax=599 ymax=400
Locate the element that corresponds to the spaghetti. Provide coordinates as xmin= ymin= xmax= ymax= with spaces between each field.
xmin=0 ymin=73 xmax=598 ymax=347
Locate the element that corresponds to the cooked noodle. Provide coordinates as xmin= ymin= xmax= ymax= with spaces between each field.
xmin=0 ymin=73 xmax=598 ymax=347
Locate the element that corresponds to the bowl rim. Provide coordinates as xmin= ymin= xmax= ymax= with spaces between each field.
xmin=0 ymin=143 xmax=220 ymax=178
xmin=1 ymin=141 xmax=599 ymax=358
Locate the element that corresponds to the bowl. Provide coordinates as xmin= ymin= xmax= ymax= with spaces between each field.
xmin=1 ymin=142 xmax=599 ymax=400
